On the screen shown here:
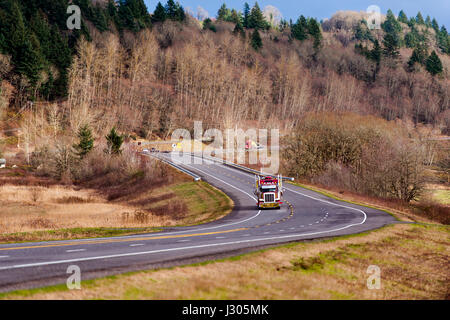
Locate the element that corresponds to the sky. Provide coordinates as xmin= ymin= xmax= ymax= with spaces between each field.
xmin=143 ymin=0 xmax=450 ymax=29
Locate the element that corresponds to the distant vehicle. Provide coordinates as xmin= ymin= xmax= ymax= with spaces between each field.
xmin=254 ymin=175 xmax=283 ymax=209
xmin=142 ymin=149 xmax=150 ymax=154
xmin=245 ymin=140 xmax=264 ymax=150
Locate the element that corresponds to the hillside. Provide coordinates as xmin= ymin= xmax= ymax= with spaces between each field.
xmin=0 ymin=1 xmax=448 ymax=214
xmin=0 ymin=2 xmax=448 ymax=132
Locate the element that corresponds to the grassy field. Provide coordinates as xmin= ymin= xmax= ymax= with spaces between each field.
xmin=1 ymin=223 xmax=448 ymax=300
xmin=0 ymin=181 xmax=232 ymax=243
xmin=428 ymin=189 xmax=450 ymax=205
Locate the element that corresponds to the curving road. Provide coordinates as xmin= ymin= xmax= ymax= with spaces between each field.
xmin=0 ymin=154 xmax=397 ymax=292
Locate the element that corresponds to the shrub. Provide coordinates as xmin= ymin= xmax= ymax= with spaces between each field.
xmin=284 ymin=113 xmax=427 ymax=202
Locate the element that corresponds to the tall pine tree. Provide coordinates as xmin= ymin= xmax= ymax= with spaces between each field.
xmin=73 ymin=124 xmax=94 ymax=159
xmin=291 ymin=15 xmax=308 ymax=41
xmin=250 ymin=29 xmax=262 ymax=50
xmin=426 ymin=51 xmax=443 ymax=75
xmin=383 ymin=32 xmax=400 ymax=60
xmin=243 ymin=2 xmax=250 ymax=28
xmin=416 ymin=12 xmax=425 ymax=25
xmin=248 ymin=2 xmax=267 ymax=30
xmin=152 ymin=2 xmax=167 ymax=23
xmin=398 ymin=10 xmax=408 ymax=24
xmin=105 ymin=127 xmax=124 ymax=155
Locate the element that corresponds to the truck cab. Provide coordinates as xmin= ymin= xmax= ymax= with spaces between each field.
xmin=254 ymin=176 xmax=283 ymax=209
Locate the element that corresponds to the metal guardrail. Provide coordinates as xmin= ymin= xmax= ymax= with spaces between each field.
xmin=143 ymin=152 xmax=202 ymax=182
xmin=194 ymin=153 xmax=295 ymax=182
xmin=144 ymin=151 xmax=294 ymax=182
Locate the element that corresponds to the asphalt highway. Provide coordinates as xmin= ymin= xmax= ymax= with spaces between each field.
xmin=0 ymin=154 xmax=398 ymax=292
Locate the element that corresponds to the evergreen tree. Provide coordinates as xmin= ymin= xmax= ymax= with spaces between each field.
xmin=48 ymin=24 xmax=71 ymax=97
xmin=30 ymin=12 xmax=51 ymax=59
xmin=230 ymin=9 xmax=241 ymax=24
xmin=165 ymin=0 xmax=185 ymax=21
xmin=437 ymin=26 xmax=449 ymax=54
xmin=425 ymin=51 xmax=443 ymax=75
xmin=416 ymin=12 xmax=425 ymax=25
xmin=291 ymin=15 xmax=308 ymax=41
xmin=203 ymin=18 xmax=216 ymax=32
xmin=105 ymin=127 xmax=124 ymax=155
xmin=217 ymin=3 xmax=229 ymax=21
xmin=431 ymin=18 xmax=439 ymax=32
xmin=233 ymin=20 xmax=245 ymax=38
xmin=407 ymin=17 xmax=416 ymax=28
xmin=165 ymin=0 xmax=177 ymax=18
xmin=15 ymin=37 xmax=44 ymax=87
xmin=370 ymin=40 xmax=382 ymax=64
xmin=279 ymin=19 xmax=289 ymax=32
xmin=7 ymin=1 xmax=43 ymax=87
xmin=73 ymin=124 xmax=94 ymax=159
xmin=408 ymin=44 xmax=428 ymax=69
xmin=9 ymin=0 xmax=27 ymax=53
xmin=250 ymin=29 xmax=262 ymax=50
xmin=174 ymin=3 xmax=185 ymax=21
xmin=383 ymin=32 xmax=400 ymax=59
xmin=248 ymin=2 xmax=267 ymax=30
xmin=398 ymin=10 xmax=408 ymax=24
xmin=405 ymin=32 xmax=417 ymax=48
xmin=107 ymin=0 xmax=119 ymax=23
xmin=118 ymin=2 xmax=138 ymax=31
xmin=308 ymin=18 xmax=322 ymax=49
xmin=382 ymin=10 xmax=401 ymax=34
xmin=425 ymin=15 xmax=432 ymax=27
xmin=152 ymin=2 xmax=167 ymax=23
xmin=243 ymin=2 xmax=250 ymax=28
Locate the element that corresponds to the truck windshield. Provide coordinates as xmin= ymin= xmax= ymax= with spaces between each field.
xmin=261 ymin=187 xmax=276 ymax=193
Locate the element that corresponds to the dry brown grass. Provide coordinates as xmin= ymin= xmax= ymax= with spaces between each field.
xmin=0 ymin=185 xmax=140 ymax=234
xmin=0 ymin=181 xmax=232 ymax=238
xmin=3 ymin=224 xmax=448 ymax=300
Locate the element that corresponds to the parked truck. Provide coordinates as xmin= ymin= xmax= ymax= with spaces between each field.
xmin=254 ymin=175 xmax=283 ymax=209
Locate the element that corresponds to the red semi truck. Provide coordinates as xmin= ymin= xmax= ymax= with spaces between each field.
xmin=254 ymin=175 xmax=283 ymax=209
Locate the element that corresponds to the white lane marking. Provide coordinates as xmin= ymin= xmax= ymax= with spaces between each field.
xmin=264 ymin=232 xmax=270 ymax=234
xmin=242 ymin=234 xmax=251 ymax=237
xmin=66 ymin=249 xmax=86 ymax=253
xmin=284 ymin=187 xmax=367 ymax=225
xmin=177 ymin=240 xmax=190 ymax=243
xmin=130 ymin=244 xmax=144 ymax=247
xmin=300 ymin=225 xmax=305 ymax=228
xmin=308 ymin=224 xmax=313 ymax=226
xmin=0 ymin=221 xmax=380 ymax=271
xmin=279 ymin=230 xmax=285 ymax=232
xmin=0 ymin=255 xmax=9 ymax=258
xmin=203 ymin=155 xmax=367 ymax=226
xmin=183 ymin=163 xmax=257 ymax=201
xmin=215 ymin=236 xmax=226 ymax=239
xmin=48 ymin=165 xmax=263 ymax=244
xmin=290 ymin=228 xmax=295 ymax=230
xmin=0 ymin=157 xmax=371 ymax=270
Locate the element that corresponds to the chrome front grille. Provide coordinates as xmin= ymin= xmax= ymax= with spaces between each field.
xmin=264 ymin=193 xmax=275 ymax=203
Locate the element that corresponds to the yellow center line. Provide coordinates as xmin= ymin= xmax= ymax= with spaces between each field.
xmin=0 ymin=228 xmax=249 ymax=252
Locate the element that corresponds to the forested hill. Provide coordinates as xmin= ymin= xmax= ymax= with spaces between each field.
xmin=0 ymin=0 xmax=153 ymax=100
xmin=0 ymin=1 xmax=449 ymax=132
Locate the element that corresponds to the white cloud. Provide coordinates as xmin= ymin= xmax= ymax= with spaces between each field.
xmin=263 ymin=5 xmax=283 ymax=26
xmin=197 ymin=6 xmax=209 ymax=21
